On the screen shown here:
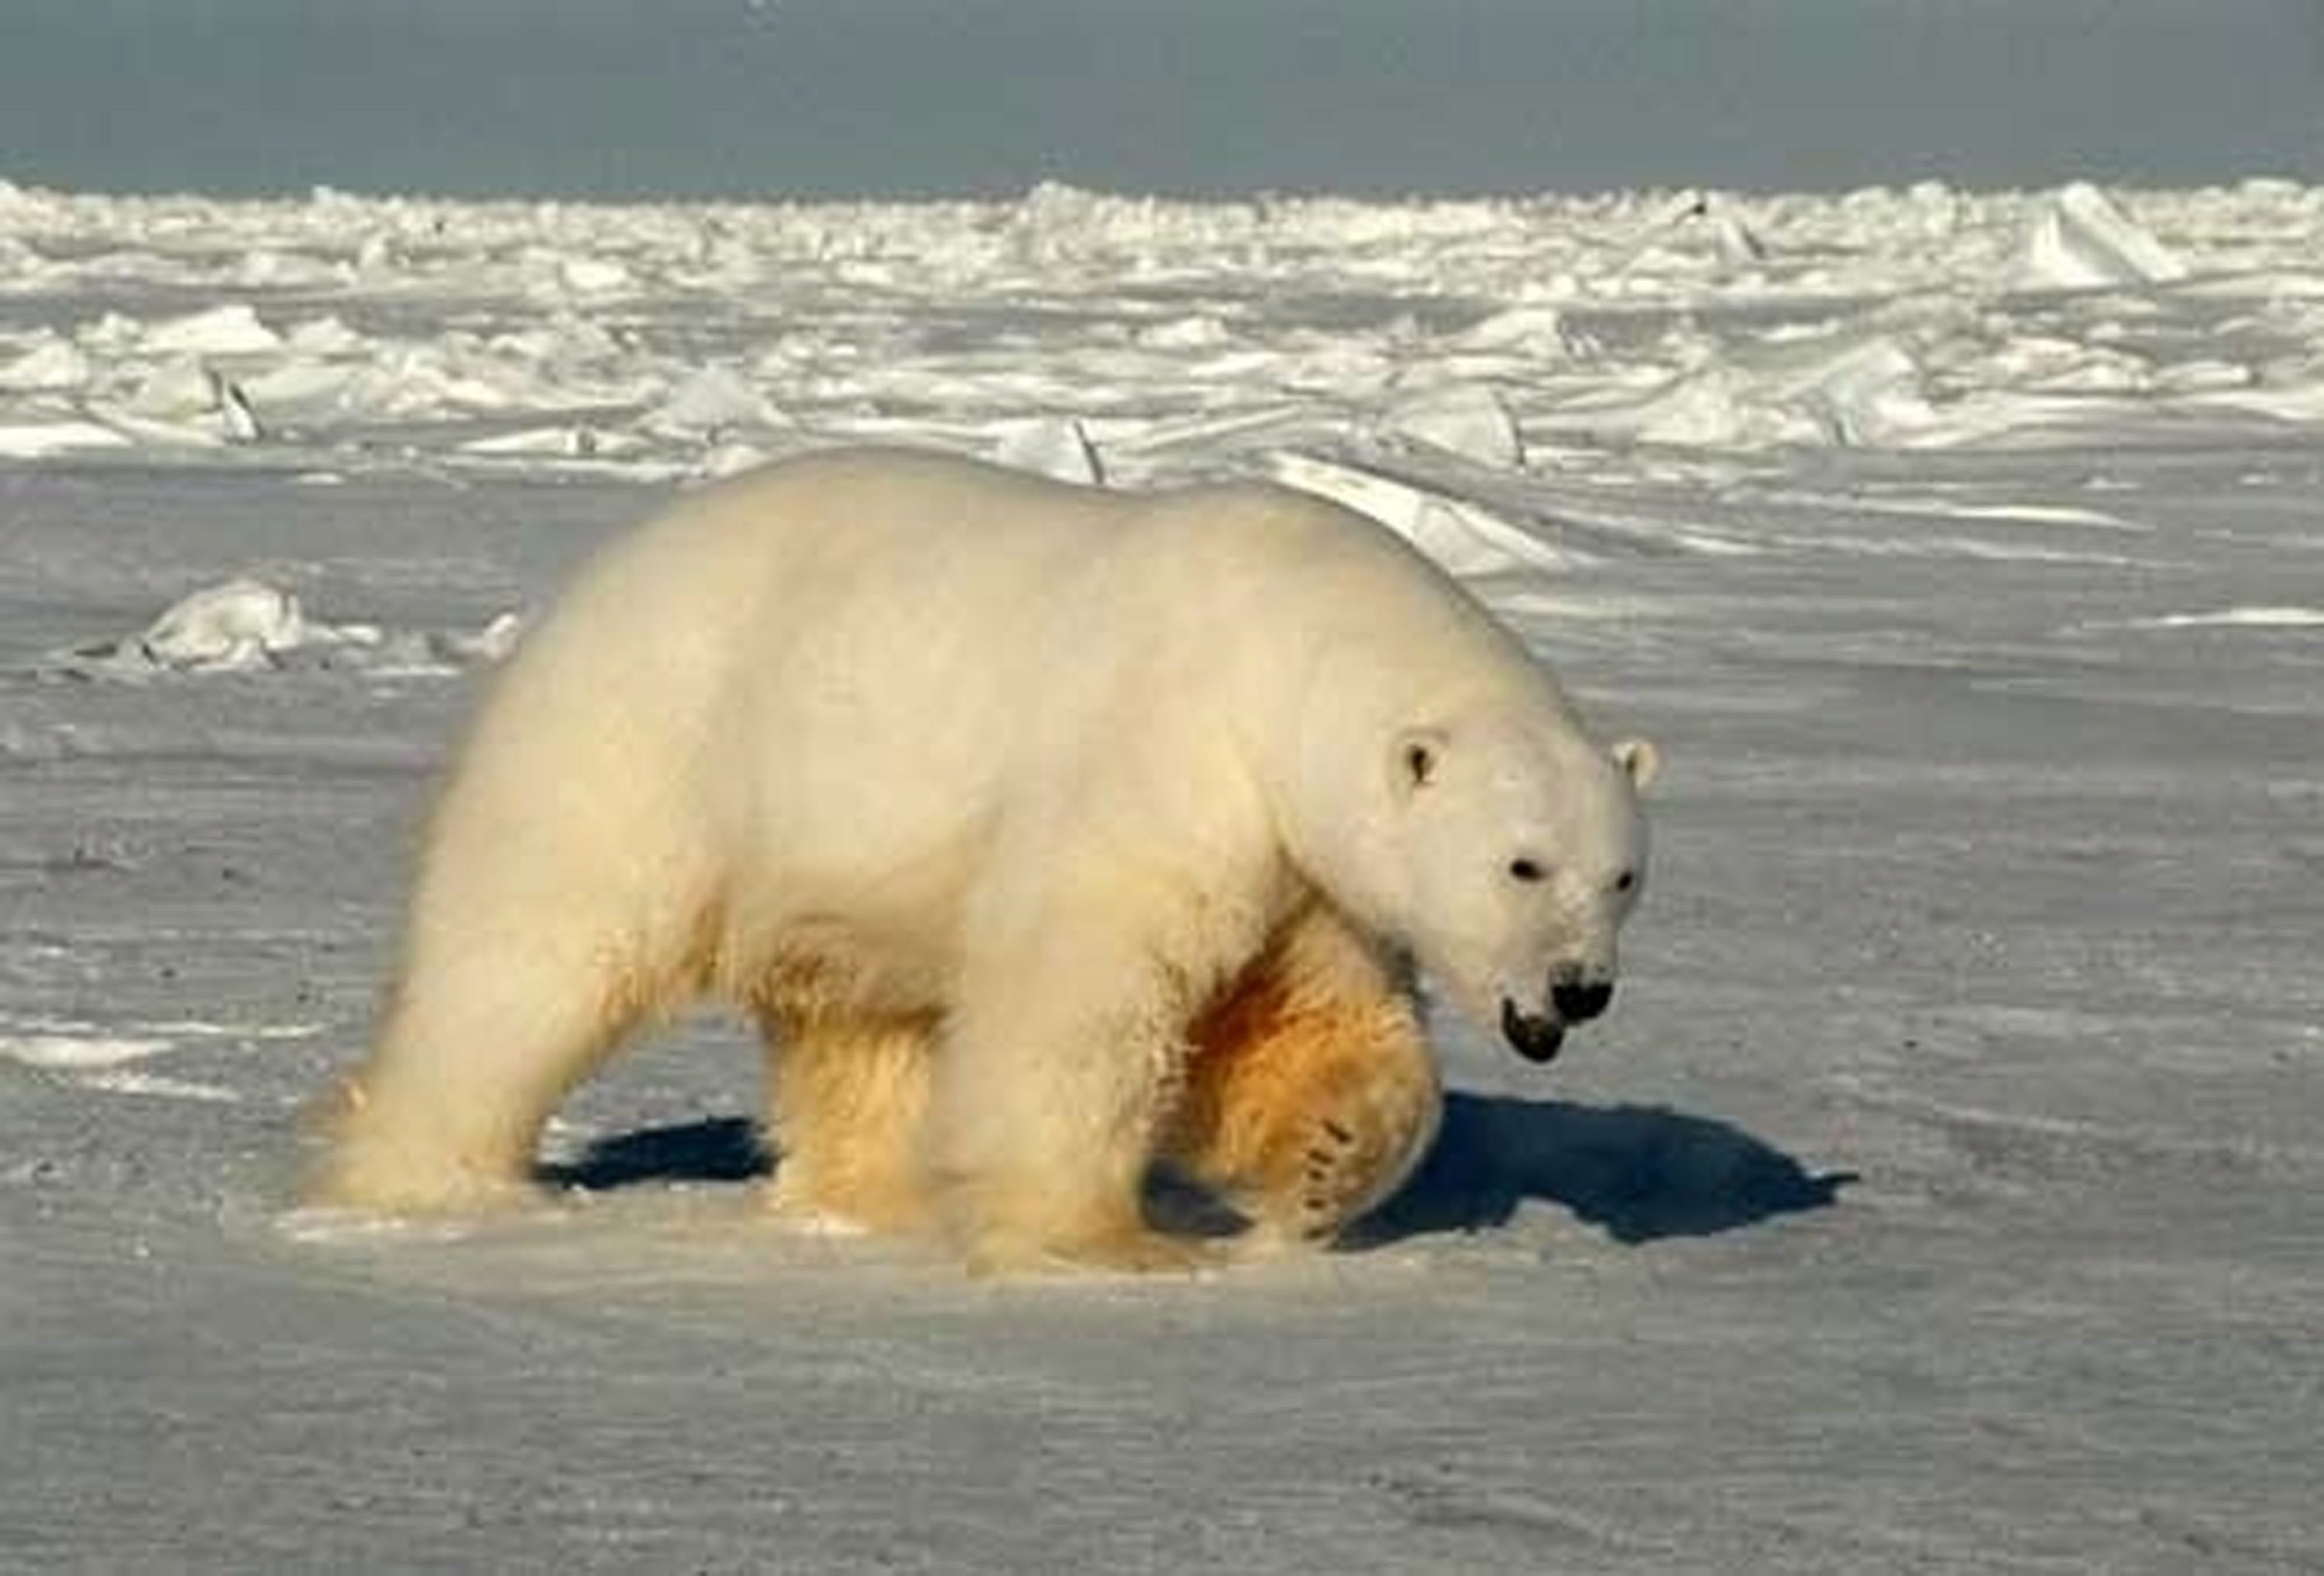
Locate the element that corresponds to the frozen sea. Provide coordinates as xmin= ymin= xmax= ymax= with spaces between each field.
xmin=3 ymin=177 xmax=2323 ymax=1571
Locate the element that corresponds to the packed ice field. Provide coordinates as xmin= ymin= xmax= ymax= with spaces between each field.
xmin=3 ymin=176 xmax=2322 ymax=1572
xmin=7 ymin=177 xmax=2324 ymax=668
xmin=5 ymin=177 xmax=2323 ymax=484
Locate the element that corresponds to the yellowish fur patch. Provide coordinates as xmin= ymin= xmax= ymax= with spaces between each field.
xmin=1169 ymin=903 xmax=1441 ymax=1243
xmin=761 ymin=1011 xmax=940 ymax=1234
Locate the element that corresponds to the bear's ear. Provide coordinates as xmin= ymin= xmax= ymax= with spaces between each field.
xmin=1611 ymin=738 xmax=1661 ymax=791
xmin=1391 ymin=726 xmax=1449 ymax=801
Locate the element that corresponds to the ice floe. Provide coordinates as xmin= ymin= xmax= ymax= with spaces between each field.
xmin=1378 ymin=382 xmax=1525 ymax=469
xmin=0 ymin=176 xmax=2317 ymax=509
xmin=648 ymin=364 xmax=788 ymax=439
xmin=50 ymin=578 xmax=523 ymax=681
xmin=0 ymin=336 xmax=93 ymax=393
xmin=1266 ymin=450 xmax=1575 ymax=578
xmin=992 ymin=415 xmax=1105 ymax=484
xmin=2018 ymin=183 xmax=2188 ymax=291
xmin=1542 ymin=331 xmax=1937 ymax=450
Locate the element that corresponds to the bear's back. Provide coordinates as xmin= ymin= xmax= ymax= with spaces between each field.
xmin=527 ymin=446 xmax=1546 ymax=777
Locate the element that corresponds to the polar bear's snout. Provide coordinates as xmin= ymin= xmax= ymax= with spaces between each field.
xmin=1501 ymin=998 xmax=1567 ymax=1062
xmin=1501 ymin=965 xmax=1616 ymax=1062
xmin=1552 ymin=976 xmax=1614 ymax=1023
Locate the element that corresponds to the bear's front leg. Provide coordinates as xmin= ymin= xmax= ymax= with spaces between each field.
xmin=927 ymin=927 xmax=1229 ymax=1276
xmin=1167 ymin=902 xmax=1442 ymax=1249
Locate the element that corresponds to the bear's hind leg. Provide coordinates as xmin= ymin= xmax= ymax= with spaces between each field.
xmin=310 ymin=869 xmax=702 ymax=1213
xmin=761 ymin=1013 xmax=938 ymax=1235
xmin=1168 ymin=905 xmax=1442 ymax=1250
xmin=312 ymin=952 xmax=648 ymax=1212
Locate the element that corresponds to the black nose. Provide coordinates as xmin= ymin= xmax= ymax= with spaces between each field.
xmin=1551 ymin=979 xmax=1614 ymax=1023
xmin=1501 ymin=999 xmax=1566 ymax=1063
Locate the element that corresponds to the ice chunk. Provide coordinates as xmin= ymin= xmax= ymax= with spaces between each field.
xmin=239 ymin=358 xmax=359 ymax=421
xmin=696 ymin=441 xmax=775 ymax=480
xmin=0 ymin=335 xmax=93 ymax=393
xmin=556 ymin=256 xmax=633 ymax=295
xmin=1715 ymin=210 xmax=1769 ymax=266
xmin=1645 ymin=189 xmax=1714 ymax=231
xmin=125 ymin=358 xmax=218 ymax=421
xmin=285 ymin=316 xmax=367 ymax=356
xmin=1265 ymin=450 xmax=1569 ymax=578
xmin=0 ymin=419 xmax=133 ymax=459
xmin=1136 ymin=315 xmax=1232 ymax=350
xmin=1770 ymin=336 xmax=1935 ymax=446
xmin=353 ymin=229 xmax=399 ymax=277
xmin=2197 ymin=372 xmax=2324 ymax=425
xmin=994 ymin=417 xmax=1104 ymax=484
xmin=234 ymin=249 xmax=345 ymax=291
xmin=0 ymin=232 xmax=50 ymax=280
xmin=1380 ymin=383 xmax=1524 ymax=469
xmin=142 ymin=303 xmax=284 ymax=356
xmin=460 ymin=425 xmax=634 ymax=460
xmin=2019 ymin=184 xmax=2188 ymax=291
xmin=136 ymin=579 xmax=310 ymax=671
xmin=1614 ymin=334 xmax=1935 ymax=449
xmin=445 ymin=611 xmax=525 ymax=664
xmin=1450 ymin=306 xmax=1572 ymax=358
xmin=650 ymin=366 xmax=785 ymax=436
xmin=1631 ymin=366 xmax=1772 ymax=448
xmin=53 ymin=580 xmax=524 ymax=680
xmin=216 ymin=378 xmax=262 ymax=442
xmin=119 ymin=358 xmax=261 ymax=442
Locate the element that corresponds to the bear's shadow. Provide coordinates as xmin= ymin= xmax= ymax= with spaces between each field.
xmin=1346 ymin=1093 xmax=1853 ymax=1247
xmin=541 ymin=1094 xmax=1852 ymax=1248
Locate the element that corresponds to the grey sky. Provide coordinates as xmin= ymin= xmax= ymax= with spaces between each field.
xmin=3 ymin=1 xmax=2319 ymax=199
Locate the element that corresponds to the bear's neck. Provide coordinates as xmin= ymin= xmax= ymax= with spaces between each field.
xmin=1257 ymin=656 xmax=1505 ymax=946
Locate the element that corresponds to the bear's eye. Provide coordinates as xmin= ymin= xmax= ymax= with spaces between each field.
xmin=1508 ymin=857 xmax=1546 ymax=883
xmin=1612 ymin=869 xmax=1636 ymax=894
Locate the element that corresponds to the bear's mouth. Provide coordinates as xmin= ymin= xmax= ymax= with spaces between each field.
xmin=1500 ymin=999 xmax=1566 ymax=1063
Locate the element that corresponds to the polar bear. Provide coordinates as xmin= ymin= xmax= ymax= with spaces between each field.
xmin=312 ymin=447 xmax=1658 ymax=1271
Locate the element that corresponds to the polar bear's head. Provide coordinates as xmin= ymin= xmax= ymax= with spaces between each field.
xmin=1366 ymin=711 xmax=1659 ymax=1064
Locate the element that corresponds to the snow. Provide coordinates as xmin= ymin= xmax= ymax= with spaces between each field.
xmin=2140 ymin=606 xmax=2324 ymax=629
xmin=2 ymin=176 xmax=2322 ymax=1573
xmin=47 ymin=578 xmax=521 ymax=680
xmin=2 ymin=178 xmax=2320 ymax=486
xmin=0 ymin=1033 xmax=174 ymax=1070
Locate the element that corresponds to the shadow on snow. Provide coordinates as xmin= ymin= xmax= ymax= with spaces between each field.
xmin=538 ymin=1093 xmax=1853 ymax=1250
xmin=1349 ymin=1093 xmax=1854 ymax=1247
xmin=539 ymin=1117 xmax=769 ymax=1192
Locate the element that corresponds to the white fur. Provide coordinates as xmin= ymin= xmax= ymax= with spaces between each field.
xmin=314 ymin=448 xmax=1655 ymax=1271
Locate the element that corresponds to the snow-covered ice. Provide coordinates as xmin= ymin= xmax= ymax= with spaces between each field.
xmin=0 ymin=1032 xmax=174 ymax=1070
xmin=2018 ymin=182 xmax=2190 ymax=291
xmin=5 ymin=177 xmax=2324 ymax=485
xmin=45 ymin=576 xmax=522 ymax=680
xmin=3 ymin=176 xmax=2322 ymax=1573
